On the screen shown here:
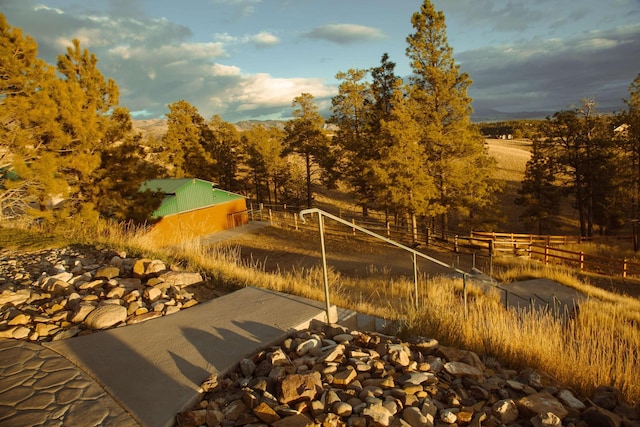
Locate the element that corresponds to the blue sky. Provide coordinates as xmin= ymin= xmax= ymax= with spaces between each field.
xmin=2 ymin=0 xmax=639 ymax=122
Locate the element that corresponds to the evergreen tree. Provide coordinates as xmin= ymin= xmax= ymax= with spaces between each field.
xmin=538 ymin=100 xmax=620 ymax=237
xmin=161 ymin=100 xmax=214 ymax=179
xmin=242 ymin=125 xmax=288 ymax=204
xmin=51 ymin=39 xmax=121 ymax=221
xmin=1 ymin=24 xmax=127 ymax=224
xmin=619 ymin=74 xmax=640 ymax=219
xmin=0 ymin=14 xmax=62 ymax=219
xmin=206 ymin=115 xmax=242 ymax=191
xmin=406 ymin=0 xmax=499 ymax=232
xmin=284 ymin=93 xmax=331 ymax=208
xmin=370 ymin=53 xmax=401 ymax=131
xmin=377 ymin=87 xmax=438 ymax=242
xmin=515 ymin=141 xmax=562 ymax=234
xmin=90 ymin=107 xmax=165 ymax=222
xmin=330 ymin=68 xmax=378 ymax=216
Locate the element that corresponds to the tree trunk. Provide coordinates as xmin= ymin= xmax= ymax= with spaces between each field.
xmin=305 ymin=152 xmax=312 ymax=208
xmin=411 ymin=212 xmax=418 ymax=243
xmin=576 ymin=174 xmax=586 ymax=237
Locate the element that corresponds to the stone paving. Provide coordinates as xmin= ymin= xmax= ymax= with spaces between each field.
xmin=0 ymin=338 xmax=138 ymax=427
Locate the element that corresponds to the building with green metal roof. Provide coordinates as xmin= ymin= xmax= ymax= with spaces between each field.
xmin=140 ymin=178 xmax=248 ymax=245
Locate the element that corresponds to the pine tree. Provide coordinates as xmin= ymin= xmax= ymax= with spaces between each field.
xmin=52 ymin=39 xmax=121 ymax=221
xmin=242 ymin=125 xmax=288 ymax=204
xmin=161 ymin=100 xmax=214 ymax=179
xmin=284 ymin=93 xmax=331 ymax=208
xmin=620 ymin=74 xmax=640 ymax=219
xmin=206 ymin=115 xmax=242 ymax=191
xmin=90 ymin=107 xmax=166 ymax=222
xmin=378 ymin=87 xmax=438 ymax=242
xmin=330 ymin=68 xmax=378 ymax=216
xmin=0 ymin=13 xmax=62 ymax=219
xmin=538 ymin=100 xmax=619 ymax=237
xmin=515 ymin=141 xmax=561 ymax=234
xmin=406 ymin=1 xmax=499 ymax=232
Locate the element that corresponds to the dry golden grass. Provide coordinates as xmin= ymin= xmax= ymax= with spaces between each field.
xmin=402 ymin=276 xmax=640 ymax=407
xmin=485 ymin=138 xmax=531 ymax=183
xmin=36 ymin=219 xmax=637 ymax=407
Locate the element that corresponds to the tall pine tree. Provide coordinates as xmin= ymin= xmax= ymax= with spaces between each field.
xmin=406 ymin=1 xmax=499 ymax=232
xmin=284 ymin=93 xmax=331 ymax=208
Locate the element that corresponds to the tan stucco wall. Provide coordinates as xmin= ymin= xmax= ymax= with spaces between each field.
xmin=145 ymin=198 xmax=248 ymax=246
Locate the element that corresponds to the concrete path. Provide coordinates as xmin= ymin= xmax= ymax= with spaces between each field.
xmin=469 ymin=275 xmax=586 ymax=315
xmin=0 ymin=287 xmax=333 ymax=427
xmin=0 ymin=339 xmax=135 ymax=427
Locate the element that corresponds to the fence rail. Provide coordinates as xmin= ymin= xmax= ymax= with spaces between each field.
xmin=529 ymin=244 xmax=640 ymax=278
xmin=247 ymin=205 xmax=639 ymax=280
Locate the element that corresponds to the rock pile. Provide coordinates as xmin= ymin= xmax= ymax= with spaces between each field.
xmin=178 ymin=323 xmax=639 ymax=427
xmin=0 ymin=247 xmax=204 ymax=342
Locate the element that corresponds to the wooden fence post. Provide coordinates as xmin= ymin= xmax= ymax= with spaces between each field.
xmin=351 ymin=218 xmax=356 ymax=236
xmin=386 ymin=221 xmax=390 ymax=238
xmin=623 ymin=258 xmax=628 ymax=278
xmin=294 ymin=212 xmax=298 ymax=231
xmin=544 ymin=245 xmax=549 ymax=265
xmin=580 ymin=252 xmax=584 ymax=271
xmin=268 ymin=209 xmax=273 ymax=226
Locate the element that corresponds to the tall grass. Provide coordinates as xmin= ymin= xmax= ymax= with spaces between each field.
xmin=401 ymin=278 xmax=640 ymax=407
xmin=3 ymin=219 xmax=639 ymax=407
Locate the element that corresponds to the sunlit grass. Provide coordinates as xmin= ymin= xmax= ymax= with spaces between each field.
xmin=2 ymin=219 xmax=639 ymax=407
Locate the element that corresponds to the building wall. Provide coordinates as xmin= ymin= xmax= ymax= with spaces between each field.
xmin=145 ymin=198 xmax=248 ymax=246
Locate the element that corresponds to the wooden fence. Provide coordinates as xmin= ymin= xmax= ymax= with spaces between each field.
xmin=528 ymin=244 xmax=640 ymax=278
xmin=246 ymin=204 xmax=639 ymax=279
xmin=470 ymin=231 xmax=634 ymax=255
xmin=251 ymin=204 xmax=476 ymax=253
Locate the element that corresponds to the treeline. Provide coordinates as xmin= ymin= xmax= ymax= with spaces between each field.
xmin=517 ymin=92 xmax=640 ymax=237
xmin=476 ymin=120 xmax=546 ymax=140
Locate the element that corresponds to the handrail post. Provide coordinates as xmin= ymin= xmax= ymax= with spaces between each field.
xmin=463 ymin=274 xmax=468 ymax=321
xmin=317 ymin=213 xmax=332 ymax=323
xmin=413 ymin=252 xmax=419 ymax=309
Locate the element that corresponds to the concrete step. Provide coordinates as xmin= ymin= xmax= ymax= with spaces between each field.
xmin=336 ymin=307 xmax=399 ymax=335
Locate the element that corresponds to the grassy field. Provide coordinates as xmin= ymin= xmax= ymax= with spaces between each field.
xmin=2 ymin=218 xmax=639 ymax=408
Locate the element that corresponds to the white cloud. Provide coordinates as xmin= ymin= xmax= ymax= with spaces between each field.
xmin=210 ymin=63 xmax=241 ymax=76
xmin=305 ymin=24 xmax=385 ymax=45
xmin=231 ymin=74 xmax=334 ymax=109
xmin=247 ymin=31 xmax=279 ymax=48
xmin=33 ymin=4 xmax=64 ymax=14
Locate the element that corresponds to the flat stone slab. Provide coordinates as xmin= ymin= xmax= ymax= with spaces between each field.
xmin=44 ymin=287 xmax=332 ymax=427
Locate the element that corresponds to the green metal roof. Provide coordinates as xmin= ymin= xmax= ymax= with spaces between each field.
xmin=140 ymin=178 xmax=245 ymax=218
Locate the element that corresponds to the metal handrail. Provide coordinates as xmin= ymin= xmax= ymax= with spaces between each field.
xmin=299 ymin=208 xmax=469 ymax=321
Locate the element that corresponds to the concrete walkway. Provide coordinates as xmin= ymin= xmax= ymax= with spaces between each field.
xmin=469 ymin=274 xmax=587 ymax=315
xmin=0 ymin=287 xmax=333 ymax=427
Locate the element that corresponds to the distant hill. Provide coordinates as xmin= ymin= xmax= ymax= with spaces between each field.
xmin=133 ymin=112 xmax=555 ymax=137
xmin=132 ymin=119 xmax=167 ymax=140
xmin=233 ymin=120 xmax=287 ymax=131
xmin=471 ymin=105 xmax=553 ymax=123
xmin=132 ymin=118 xmax=289 ymax=138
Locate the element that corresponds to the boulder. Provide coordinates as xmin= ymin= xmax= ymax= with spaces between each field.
xmin=84 ymin=305 xmax=127 ymax=329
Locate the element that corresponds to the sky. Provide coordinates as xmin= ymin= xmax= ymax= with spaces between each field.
xmin=2 ymin=0 xmax=639 ymax=122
